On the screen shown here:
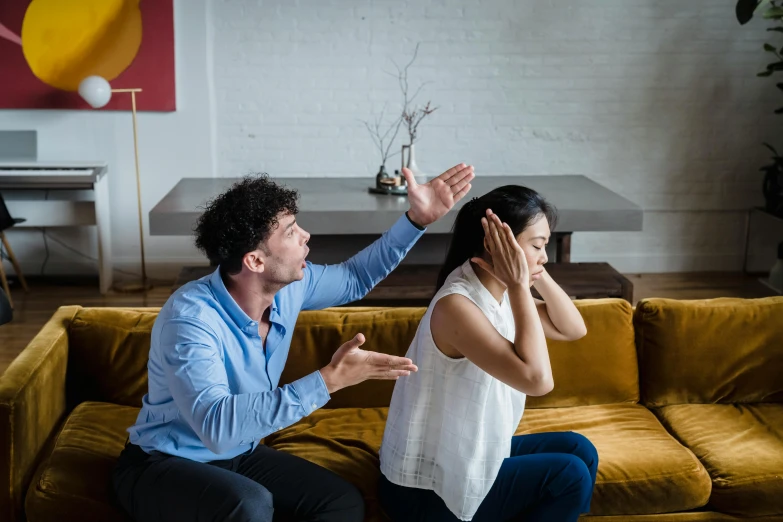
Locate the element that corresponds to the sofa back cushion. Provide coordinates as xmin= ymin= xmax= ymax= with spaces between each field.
xmin=65 ymin=307 xmax=423 ymax=409
xmin=527 ymin=298 xmax=638 ymax=408
xmin=67 ymin=308 xmax=158 ymax=408
xmin=281 ymin=307 xmax=423 ymax=408
xmin=281 ymin=300 xmax=639 ymax=409
xmin=634 ymin=297 xmax=783 ymax=407
xmin=65 ymin=299 xmax=639 ymax=410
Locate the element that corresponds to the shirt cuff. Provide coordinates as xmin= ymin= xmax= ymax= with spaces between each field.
xmin=405 ymin=211 xmax=426 ymax=231
xmin=291 ymin=370 xmax=331 ymax=416
xmin=389 ymin=213 xmax=426 ymax=249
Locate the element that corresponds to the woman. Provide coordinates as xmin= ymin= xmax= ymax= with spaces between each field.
xmin=378 ymin=186 xmax=598 ymax=521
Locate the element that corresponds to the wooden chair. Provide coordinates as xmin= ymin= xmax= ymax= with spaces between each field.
xmin=0 ymin=194 xmax=28 ymax=308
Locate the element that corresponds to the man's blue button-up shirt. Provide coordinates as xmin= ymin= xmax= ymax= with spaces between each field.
xmin=128 ymin=214 xmax=424 ymax=462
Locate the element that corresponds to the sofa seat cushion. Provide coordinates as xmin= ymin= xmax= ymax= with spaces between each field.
xmin=22 ymin=402 xmax=714 ymax=521
xmin=655 ymin=403 xmax=783 ymax=517
xmin=25 ymin=401 xmax=137 ymax=522
xmin=264 ymin=404 xmax=711 ymax=519
xmin=264 ymin=407 xmax=390 ymax=521
xmin=517 ymin=404 xmax=712 ymax=516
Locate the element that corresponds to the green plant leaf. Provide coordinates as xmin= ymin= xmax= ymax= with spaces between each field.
xmin=763 ymin=142 xmax=780 ymax=156
xmin=737 ymin=0 xmax=761 ymax=23
xmin=762 ymin=6 xmax=783 ymax=18
xmin=775 ymin=107 xmax=783 ymax=114
xmin=767 ymin=27 xmax=783 ymax=32
xmin=765 ymin=43 xmax=778 ymax=52
xmin=759 ymin=70 xmax=774 ymax=76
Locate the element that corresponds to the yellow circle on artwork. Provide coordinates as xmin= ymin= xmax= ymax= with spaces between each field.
xmin=21 ymin=0 xmax=142 ymax=91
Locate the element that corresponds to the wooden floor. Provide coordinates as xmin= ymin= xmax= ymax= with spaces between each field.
xmin=0 ymin=272 xmax=778 ymax=377
xmin=0 ymin=279 xmax=172 ymax=376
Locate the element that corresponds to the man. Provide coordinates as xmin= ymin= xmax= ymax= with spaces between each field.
xmin=112 ymin=164 xmax=474 ymax=522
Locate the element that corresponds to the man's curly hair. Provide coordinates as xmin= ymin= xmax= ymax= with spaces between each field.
xmin=194 ymin=174 xmax=299 ymax=275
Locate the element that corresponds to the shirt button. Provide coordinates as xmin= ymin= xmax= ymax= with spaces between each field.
xmin=311 ymin=402 xmax=317 ymax=409
xmin=278 ymin=426 xmax=283 ymax=431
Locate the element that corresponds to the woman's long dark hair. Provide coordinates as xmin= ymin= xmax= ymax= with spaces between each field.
xmin=436 ymin=185 xmax=558 ymax=289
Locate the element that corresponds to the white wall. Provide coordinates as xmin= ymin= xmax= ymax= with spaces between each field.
xmin=213 ymin=0 xmax=779 ymax=273
xmin=2 ymin=0 xmax=780 ymax=280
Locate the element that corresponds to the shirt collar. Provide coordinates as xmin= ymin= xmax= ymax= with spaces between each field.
xmin=209 ymin=267 xmax=256 ymax=330
xmin=210 ymin=267 xmax=285 ymax=331
xmin=461 ymin=260 xmax=505 ymax=310
xmin=269 ymin=294 xmax=282 ymax=325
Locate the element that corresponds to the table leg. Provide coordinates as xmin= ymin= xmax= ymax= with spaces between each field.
xmin=555 ymin=232 xmax=572 ymax=263
xmin=742 ymin=208 xmax=751 ymax=276
xmin=94 ymin=174 xmax=113 ymax=294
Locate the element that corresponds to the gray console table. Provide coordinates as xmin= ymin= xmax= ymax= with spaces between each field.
xmin=0 ymin=162 xmax=112 ymax=293
xmin=150 ymin=175 xmax=642 ymax=264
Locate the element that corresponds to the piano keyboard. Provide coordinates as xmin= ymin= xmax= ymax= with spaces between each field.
xmin=0 ymin=168 xmax=94 ymax=176
xmin=0 ymin=165 xmax=106 ymax=189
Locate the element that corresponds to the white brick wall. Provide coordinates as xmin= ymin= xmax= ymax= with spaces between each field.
xmin=213 ymin=0 xmax=780 ymax=272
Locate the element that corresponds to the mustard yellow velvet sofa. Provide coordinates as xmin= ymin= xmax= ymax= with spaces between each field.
xmin=1 ymin=297 xmax=782 ymax=522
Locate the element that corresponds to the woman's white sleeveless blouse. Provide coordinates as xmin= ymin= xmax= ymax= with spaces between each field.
xmin=379 ymin=260 xmax=527 ymax=521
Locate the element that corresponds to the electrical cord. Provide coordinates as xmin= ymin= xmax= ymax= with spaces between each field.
xmin=38 ymin=231 xmax=161 ymax=279
xmin=8 ymin=189 xmax=170 ymax=284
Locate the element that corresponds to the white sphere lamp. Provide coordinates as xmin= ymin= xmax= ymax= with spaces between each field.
xmin=78 ymin=75 xmax=112 ymax=108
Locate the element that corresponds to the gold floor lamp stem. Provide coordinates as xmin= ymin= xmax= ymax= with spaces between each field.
xmin=112 ymin=88 xmax=150 ymax=292
xmin=131 ymin=90 xmax=147 ymax=286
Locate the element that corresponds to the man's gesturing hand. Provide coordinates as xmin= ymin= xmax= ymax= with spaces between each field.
xmin=319 ymin=334 xmax=418 ymax=394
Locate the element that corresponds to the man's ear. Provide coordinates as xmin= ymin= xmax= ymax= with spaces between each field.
xmin=242 ymin=250 xmax=265 ymax=274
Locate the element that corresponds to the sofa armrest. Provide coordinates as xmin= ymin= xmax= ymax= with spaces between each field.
xmin=0 ymin=306 xmax=81 ymax=522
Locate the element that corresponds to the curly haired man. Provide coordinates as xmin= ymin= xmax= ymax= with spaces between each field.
xmin=112 ymin=164 xmax=474 ymax=522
